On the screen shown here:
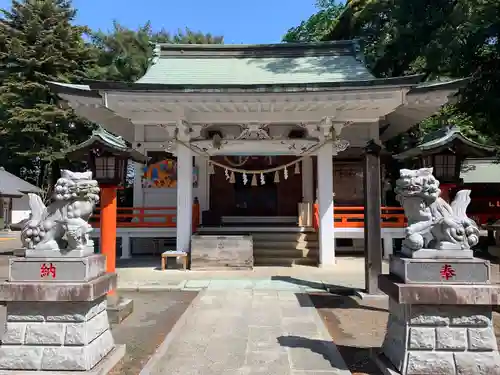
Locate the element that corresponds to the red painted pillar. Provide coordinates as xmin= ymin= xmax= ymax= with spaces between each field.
xmin=100 ymin=185 xmax=117 ymax=296
xmin=440 ymin=184 xmax=456 ymax=203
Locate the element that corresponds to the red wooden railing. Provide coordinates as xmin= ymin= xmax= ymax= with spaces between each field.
xmin=91 ymin=207 xmax=176 ymax=228
xmin=312 ymin=204 xmax=407 ymax=230
xmin=89 ymin=204 xmax=499 ymax=231
xmin=91 ymin=204 xmax=202 ymax=233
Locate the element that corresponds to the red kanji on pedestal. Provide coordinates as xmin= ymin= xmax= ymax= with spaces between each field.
xmin=440 ymin=264 xmax=456 ymax=280
xmin=40 ymin=263 xmax=56 ymax=279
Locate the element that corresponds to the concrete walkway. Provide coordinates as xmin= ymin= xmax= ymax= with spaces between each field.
xmin=117 ymin=258 xmax=390 ymax=292
xmin=143 ymin=289 xmax=352 ymax=375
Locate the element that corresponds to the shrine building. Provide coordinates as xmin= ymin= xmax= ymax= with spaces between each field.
xmin=49 ymin=41 xmax=464 ymax=267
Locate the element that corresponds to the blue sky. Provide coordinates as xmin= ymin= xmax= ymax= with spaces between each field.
xmin=1 ymin=0 xmax=319 ymax=44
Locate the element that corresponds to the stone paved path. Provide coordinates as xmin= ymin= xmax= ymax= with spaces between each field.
xmin=145 ymin=290 xmax=351 ymax=375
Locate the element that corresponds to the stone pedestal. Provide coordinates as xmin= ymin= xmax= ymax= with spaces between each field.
xmin=190 ymin=235 xmax=253 ymax=269
xmin=0 ymin=253 xmax=124 ymax=373
xmin=375 ymin=255 xmax=500 ymax=375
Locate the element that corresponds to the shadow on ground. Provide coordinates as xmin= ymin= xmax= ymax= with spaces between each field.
xmin=278 ymin=335 xmax=350 ymax=373
xmin=117 ymin=256 xmax=184 ymax=271
xmin=272 ymin=275 xmax=362 ymax=294
xmin=308 ymin=293 xmax=388 ymax=313
xmin=305 ymin=292 xmax=388 ymax=375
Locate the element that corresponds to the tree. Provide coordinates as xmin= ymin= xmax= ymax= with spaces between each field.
xmin=283 ymin=0 xmax=500 ymax=149
xmin=0 ymin=0 xmax=99 ymax=187
xmin=283 ymin=0 xmax=345 ymax=43
xmin=92 ymin=23 xmax=223 ymax=82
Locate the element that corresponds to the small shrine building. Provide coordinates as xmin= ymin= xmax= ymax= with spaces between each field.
xmin=49 ymin=41 xmax=464 ymax=267
xmin=395 ymin=125 xmax=499 ymax=224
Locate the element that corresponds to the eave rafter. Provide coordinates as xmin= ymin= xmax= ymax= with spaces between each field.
xmin=49 ymin=79 xmax=464 ymax=146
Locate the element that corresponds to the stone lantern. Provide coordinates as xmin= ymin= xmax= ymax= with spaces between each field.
xmin=0 ymin=129 xmax=146 ymax=371
xmin=64 ymin=126 xmax=148 ymax=323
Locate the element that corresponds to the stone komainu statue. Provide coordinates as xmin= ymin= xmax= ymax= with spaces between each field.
xmin=21 ymin=170 xmax=100 ymax=252
xmin=395 ymin=168 xmax=480 ymax=254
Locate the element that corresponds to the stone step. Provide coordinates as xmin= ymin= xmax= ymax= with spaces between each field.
xmin=253 ymin=248 xmax=318 ymax=258
xmin=253 ymin=256 xmax=318 ymax=267
xmin=253 ymin=240 xmax=319 ymax=249
xmin=251 ymin=232 xmax=318 ymax=242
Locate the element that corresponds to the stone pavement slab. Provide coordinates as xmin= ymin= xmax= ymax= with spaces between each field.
xmin=143 ymin=290 xmax=352 ymax=375
xmin=116 ymin=258 xmax=390 ymax=292
xmin=120 ymin=278 xmax=336 ymax=292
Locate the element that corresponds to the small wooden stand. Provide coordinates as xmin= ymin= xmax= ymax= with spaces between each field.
xmin=161 ymin=251 xmax=188 ymax=270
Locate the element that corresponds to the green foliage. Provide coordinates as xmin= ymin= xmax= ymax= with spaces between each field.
xmin=0 ymin=0 xmax=223 ymax=189
xmin=284 ymin=0 xmax=500 ymax=149
xmin=283 ymin=1 xmax=345 ymax=43
xmin=0 ymin=0 xmax=98 ymax=185
xmin=91 ymin=23 xmax=223 ymax=82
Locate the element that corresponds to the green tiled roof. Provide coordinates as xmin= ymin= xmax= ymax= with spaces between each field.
xmin=394 ymin=126 xmax=494 ymax=160
xmin=136 ymin=41 xmax=375 ymax=85
xmin=64 ymin=126 xmax=148 ymax=163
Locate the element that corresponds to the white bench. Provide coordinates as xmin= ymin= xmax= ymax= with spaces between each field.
xmin=90 ymin=227 xmax=176 ymax=259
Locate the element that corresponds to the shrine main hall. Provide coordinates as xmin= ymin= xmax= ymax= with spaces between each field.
xmin=49 ymin=41 xmax=463 ymax=267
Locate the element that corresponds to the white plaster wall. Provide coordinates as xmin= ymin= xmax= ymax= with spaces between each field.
xmin=11 ymin=195 xmax=31 ymax=223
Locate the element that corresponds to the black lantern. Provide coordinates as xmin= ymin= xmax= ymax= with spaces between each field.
xmin=89 ymin=148 xmax=128 ymax=186
xmin=420 ymin=152 xmax=458 ymax=182
xmin=63 ymin=126 xmax=148 ymax=185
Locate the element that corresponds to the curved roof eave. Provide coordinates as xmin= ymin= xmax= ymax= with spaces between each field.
xmin=48 ymin=82 xmax=135 ymax=143
xmin=81 ymin=74 xmax=424 ymax=93
xmin=394 ymin=128 xmax=494 ymax=160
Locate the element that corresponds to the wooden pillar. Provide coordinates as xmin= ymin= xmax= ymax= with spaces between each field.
xmin=100 ymin=186 xmax=117 ymax=296
xmin=302 ymin=156 xmax=314 ymax=203
xmin=364 ymin=140 xmax=382 ymax=294
xmin=2 ymin=197 xmax=11 ymax=230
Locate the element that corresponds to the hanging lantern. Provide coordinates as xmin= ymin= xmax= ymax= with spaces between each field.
xmin=209 ymin=162 xmax=215 ymax=175
xmin=229 ymin=171 xmax=235 ymax=184
xmin=274 ymin=171 xmax=280 ymax=183
xmin=294 ymin=162 xmax=300 ymax=175
xmin=251 ymin=174 xmax=257 ymax=186
xmin=260 ymin=173 xmax=265 ymax=185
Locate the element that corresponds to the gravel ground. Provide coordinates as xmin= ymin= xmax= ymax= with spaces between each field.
xmin=108 ymin=291 xmax=197 ymax=375
xmin=310 ymin=293 xmax=386 ymax=375
xmin=311 ymin=293 xmax=500 ymax=375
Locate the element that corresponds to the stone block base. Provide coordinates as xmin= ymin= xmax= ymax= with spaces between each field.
xmin=0 ymin=297 xmax=116 ymax=371
xmin=106 ymin=297 xmax=133 ymax=325
xmin=390 ymin=256 xmax=490 ymax=284
xmin=379 ymin=299 xmax=500 ymax=374
xmin=190 ymin=235 xmax=253 ymax=269
xmin=0 ymin=345 xmax=125 ymax=375
xmin=401 ymin=248 xmax=474 ymax=259
xmin=9 ymin=254 xmax=106 ymax=282
xmin=22 ymin=246 xmax=95 ymax=258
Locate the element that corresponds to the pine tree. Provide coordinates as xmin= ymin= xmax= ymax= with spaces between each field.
xmin=0 ymin=0 xmax=98 ymax=186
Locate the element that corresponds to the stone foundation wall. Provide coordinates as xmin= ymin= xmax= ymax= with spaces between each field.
xmin=383 ymin=299 xmax=500 ymax=375
xmin=191 ymin=235 xmax=253 ymax=269
xmin=0 ymin=297 xmax=114 ymax=371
